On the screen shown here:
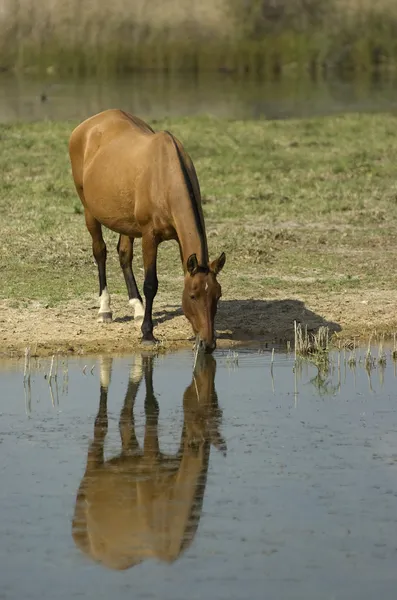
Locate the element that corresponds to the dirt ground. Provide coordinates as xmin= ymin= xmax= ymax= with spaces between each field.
xmin=1 ymin=288 xmax=397 ymax=358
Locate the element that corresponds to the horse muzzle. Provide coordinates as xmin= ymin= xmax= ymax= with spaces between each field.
xmin=196 ymin=336 xmax=216 ymax=354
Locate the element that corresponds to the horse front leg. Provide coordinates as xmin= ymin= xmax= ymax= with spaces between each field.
xmin=117 ymin=235 xmax=145 ymax=322
xmin=141 ymin=233 xmax=159 ymax=345
xmin=119 ymin=354 xmax=143 ymax=455
xmin=142 ymin=355 xmax=160 ymax=460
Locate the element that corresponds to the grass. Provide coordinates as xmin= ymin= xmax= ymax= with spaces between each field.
xmin=2 ymin=0 xmax=397 ymax=75
xmin=2 ymin=112 xmax=397 ymax=320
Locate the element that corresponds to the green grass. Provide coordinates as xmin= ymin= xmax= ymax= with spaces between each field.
xmin=2 ymin=113 xmax=397 ymax=306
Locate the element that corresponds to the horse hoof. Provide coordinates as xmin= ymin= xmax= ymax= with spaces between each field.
xmin=97 ymin=312 xmax=113 ymax=323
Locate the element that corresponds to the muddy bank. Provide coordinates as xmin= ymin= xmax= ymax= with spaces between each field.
xmin=1 ymin=289 xmax=396 ymax=358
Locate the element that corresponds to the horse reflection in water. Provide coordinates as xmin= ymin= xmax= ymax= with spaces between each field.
xmin=72 ymin=353 xmax=226 ymax=570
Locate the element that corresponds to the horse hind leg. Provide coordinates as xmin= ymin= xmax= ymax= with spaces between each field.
xmin=117 ymin=234 xmax=144 ymax=322
xmin=141 ymin=233 xmax=159 ymax=344
xmin=85 ymin=209 xmax=112 ymax=323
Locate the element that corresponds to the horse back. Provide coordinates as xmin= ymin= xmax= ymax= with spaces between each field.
xmin=69 ymin=110 xmax=200 ymax=240
xmin=69 ymin=109 xmax=154 ymax=190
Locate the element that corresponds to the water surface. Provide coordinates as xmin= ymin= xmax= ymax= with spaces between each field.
xmin=2 ymin=74 xmax=397 ymax=122
xmin=1 ymin=348 xmax=397 ymax=599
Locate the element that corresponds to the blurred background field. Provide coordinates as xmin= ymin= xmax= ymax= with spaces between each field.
xmin=2 ymin=1 xmax=397 ymax=123
xmin=2 ymin=0 xmax=397 ymax=77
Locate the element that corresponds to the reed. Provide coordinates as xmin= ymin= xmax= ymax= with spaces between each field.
xmin=347 ymin=341 xmax=357 ymax=368
xmin=23 ymin=346 xmax=31 ymax=382
xmin=378 ymin=336 xmax=387 ymax=366
xmin=1 ymin=0 xmax=397 ymax=75
xmin=294 ymin=322 xmax=330 ymax=372
xmin=294 ymin=322 xmax=329 ymax=356
xmin=393 ymin=333 xmax=397 ymax=360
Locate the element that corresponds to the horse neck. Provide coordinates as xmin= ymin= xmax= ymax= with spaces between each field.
xmin=191 ymin=361 xmax=216 ymax=406
xmin=172 ymin=189 xmax=209 ymax=270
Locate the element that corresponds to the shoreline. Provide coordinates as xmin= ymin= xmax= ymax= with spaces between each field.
xmin=2 ymin=290 xmax=397 ymax=359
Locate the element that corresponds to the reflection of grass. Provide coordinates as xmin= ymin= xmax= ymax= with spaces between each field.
xmin=294 ymin=324 xmax=395 ymax=393
xmin=309 ymin=371 xmax=340 ymax=397
xmin=2 ymin=113 xmax=397 ymax=339
xmin=348 ymin=349 xmax=357 ymax=368
xmin=225 ymin=350 xmax=239 ymax=367
xmin=295 ymin=340 xmax=394 ymax=396
xmin=2 ymin=0 xmax=397 ymax=74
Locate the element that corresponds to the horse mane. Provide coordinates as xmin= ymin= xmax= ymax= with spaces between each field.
xmin=165 ymin=131 xmax=208 ymax=266
xmin=120 ymin=110 xmax=156 ymax=134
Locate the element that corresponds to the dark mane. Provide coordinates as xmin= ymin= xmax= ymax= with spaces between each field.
xmin=165 ymin=131 xmax=208 ymax=265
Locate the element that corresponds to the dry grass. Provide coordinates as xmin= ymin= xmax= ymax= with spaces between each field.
xmin=2 ymin=0 xmax=233 ymax=42
xmin=0 ymin=0 xmax=233 ymax=73
xmin=1 ymin=0 xmax=397 ymax=74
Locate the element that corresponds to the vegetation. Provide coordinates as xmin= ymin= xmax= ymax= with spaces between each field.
xmin=1 ymin=0 xmax=397 ymax=76
xmin=2 ymin=113 xmax=397 ymax=309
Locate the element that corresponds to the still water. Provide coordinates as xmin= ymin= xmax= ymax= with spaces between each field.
xmin=2 ymin=73 xmax=397 ymax=122
xmin=1 ymin=348 xmax=397 ymax=599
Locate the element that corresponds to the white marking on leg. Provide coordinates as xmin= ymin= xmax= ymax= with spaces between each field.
xmin=130 ymin=355 xmax=143 ymax=384
xmin=97 ymin=287 xmax=112 ymax=322
xmin=129 ymin=298 xmax=144 ymax=320
xmin=99 ymin=287 xmax=111 ymax=314
xmin=205 ymin=282 xmax=208 ymax=291
xmin=100 ymin=356 xmax=112 ymax=389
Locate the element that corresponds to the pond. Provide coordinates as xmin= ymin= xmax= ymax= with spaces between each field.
xmin=1 ymin=347 xmax=397 ymax=599
xmin=2 ymin=73 xmax=397 ymax=123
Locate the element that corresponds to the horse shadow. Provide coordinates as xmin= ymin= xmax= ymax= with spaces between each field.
xmin=154 ymin=298 xmax=341 ymax=345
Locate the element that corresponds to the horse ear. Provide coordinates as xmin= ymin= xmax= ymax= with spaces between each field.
xmin=187 ymin=253 xmax=199 ymax=275
xmin=210 ymin=252 xmax=226 ymax=275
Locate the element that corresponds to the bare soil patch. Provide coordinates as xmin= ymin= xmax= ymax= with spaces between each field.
xmin=1 ymin=289 xmax=396 ymax=358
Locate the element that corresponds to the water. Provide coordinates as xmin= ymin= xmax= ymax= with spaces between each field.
xmin=2 ymin=73 xmax=397 ymax=123
xmin=1 ymin=347 xmax=397 ymax=599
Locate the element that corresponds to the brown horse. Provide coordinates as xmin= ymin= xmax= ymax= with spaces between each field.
xmin=69 ymin=109 xmax=226 ymax=352
xmin=72 ymin=353 xmax=225 ymax=570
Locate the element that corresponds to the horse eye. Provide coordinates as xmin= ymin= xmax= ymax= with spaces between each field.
xmin=190 ymin=294 xmax=195 ymax=300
